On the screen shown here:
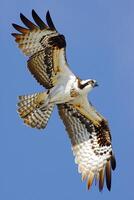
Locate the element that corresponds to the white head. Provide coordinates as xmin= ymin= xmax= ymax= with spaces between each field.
xmin=78 ymin=79 xmax=98 ymax=94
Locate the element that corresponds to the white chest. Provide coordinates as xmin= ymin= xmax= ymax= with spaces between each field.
xmin=49 ymin=75 xmax=77 ymax=103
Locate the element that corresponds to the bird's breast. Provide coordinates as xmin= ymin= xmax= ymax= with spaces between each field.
xmin=49 ymin=76 xmax=77 ymax=104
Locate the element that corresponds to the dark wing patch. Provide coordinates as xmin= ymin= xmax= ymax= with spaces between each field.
xmin=27 ymin=49 xmax=53 ymax=89
xmin=58 ymin=103 xmax=116 ymax=191
xmin=48 ymin=34 xmax=66 ymax=48
xmin=12 ymin=10 xmax=68 ymax=89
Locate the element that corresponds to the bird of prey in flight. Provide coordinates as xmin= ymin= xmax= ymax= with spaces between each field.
xmin=12 ymin=10 xmax=116 ymax=191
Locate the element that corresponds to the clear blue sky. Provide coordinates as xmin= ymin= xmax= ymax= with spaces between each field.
xmin=0 ymin=0 xmax=133 ymax=199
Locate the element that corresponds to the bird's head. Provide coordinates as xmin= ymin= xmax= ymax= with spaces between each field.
xmin=78 ymin=79 xmax=98 ymax=94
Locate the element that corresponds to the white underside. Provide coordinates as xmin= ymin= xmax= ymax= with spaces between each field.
xmin=73 ymin=140 xmax=111 ymax=175
xmin=49 ymin=73 xmax=77 ymax=104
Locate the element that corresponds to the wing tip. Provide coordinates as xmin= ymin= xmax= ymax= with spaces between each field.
xmin=99 ymin=169 xmax=104 ymax=192
xmin=20 ymin=12 xmax=24 ymax=20
xmin=14 ymin=10 xmax=56 ymax=32
xmin=31 ymin=9 xmax=36 ymax=18
xmin=11 ymin=33 xmax=21 ymax=41
xmin=20 ymin=12 xmax=38 ymax=30
xmin=32 ymin=9 xmax=36 ymax=14
xmin=32 ymin=9 xmax=47 ymax=30
xmin=106 ymin=160 xmax=111 ymax=191
xmin=46 ymin=10 xmax=50 ymax=18
xmin=12 ymin=23 xmax=29 ymax=34
xmin=11 ymin=32 xmax=16 ymax=37
xmin=12 ymin=23 xmax=16 ymax=28
xmin=46 ymin=10 xmax=56 ymax=30
xmin=111 ymin=153 xmax=116 ymax=171
xmin=87 ymin=171 xmax=94 ymax=190
xmin=11 ymin=32 xmax=17 ymax=37
xmin=87 ymin=157 xmax=115 ymax=191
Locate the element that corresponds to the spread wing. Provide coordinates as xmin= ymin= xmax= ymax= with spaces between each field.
xmin=12 ymin=10 xmax=73 ymax=89
xmin=58 ymin=97 xmax=116 ymax=191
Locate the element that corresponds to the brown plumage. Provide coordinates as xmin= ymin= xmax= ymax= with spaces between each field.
xmin=12 ymin=9 xmax=67 ymax=89
xmin=18 ymin=92 xmax=54 ymax=129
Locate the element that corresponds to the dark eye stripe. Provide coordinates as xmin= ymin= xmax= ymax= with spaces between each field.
xmin=78 ymin=82 xmax=89 ymax=89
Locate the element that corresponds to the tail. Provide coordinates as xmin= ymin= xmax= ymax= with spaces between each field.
xmin=17 ymin=92 xmax=54 ymax=129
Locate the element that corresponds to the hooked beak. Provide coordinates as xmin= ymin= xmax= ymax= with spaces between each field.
xmin=94 ymin=81 xmax=99 ymax=87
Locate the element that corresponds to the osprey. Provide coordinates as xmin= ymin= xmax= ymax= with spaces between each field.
xmin=12 ymin=10 xmax=116 ymax=191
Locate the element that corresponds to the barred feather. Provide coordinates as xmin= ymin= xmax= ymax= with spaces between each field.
xmin=12 ymin=10 xmax=71 ymax=89
xmin=18 ymin=92 xmax=54 ymax=129
xmin=58 ymin=101 xmax=116 ymax=191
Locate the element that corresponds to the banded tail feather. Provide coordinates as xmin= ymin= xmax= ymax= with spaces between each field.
xmin=17 ymin=92 xmax=54 ymax=129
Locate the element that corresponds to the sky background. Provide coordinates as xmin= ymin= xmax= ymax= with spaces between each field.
xmin=0 ymin=0 xmax=133 ymax=199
